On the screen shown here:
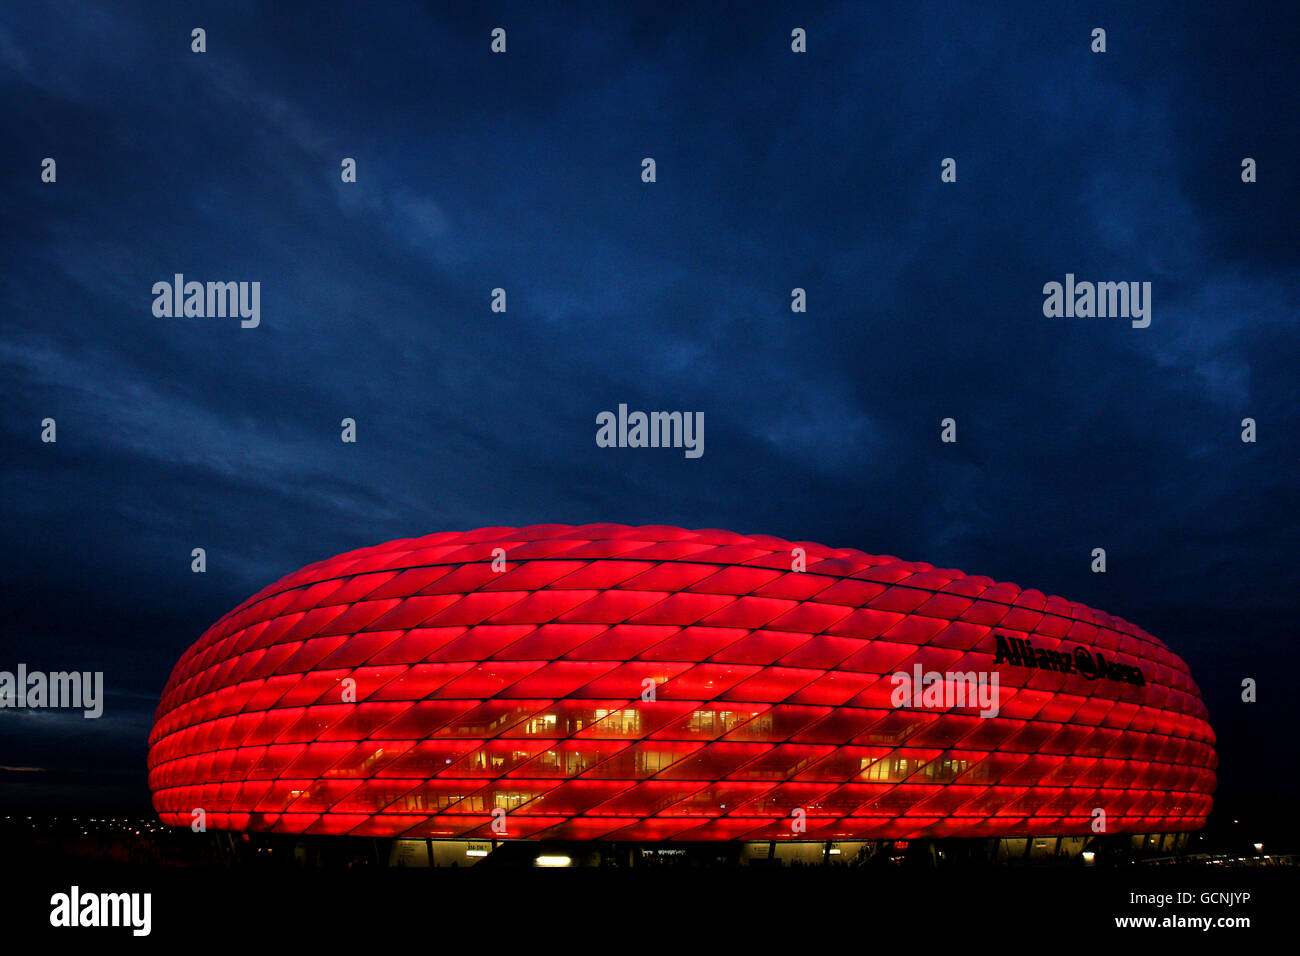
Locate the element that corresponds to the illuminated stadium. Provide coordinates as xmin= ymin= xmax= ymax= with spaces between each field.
xmin=148 ymin=524 xmax=1216 ymax=866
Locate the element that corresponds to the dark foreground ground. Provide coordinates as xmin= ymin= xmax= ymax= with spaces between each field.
xmin=6 ymin=857 xmax=1294 ymax=943
xmin=3 ymin=814 xmax=1294 ymax=943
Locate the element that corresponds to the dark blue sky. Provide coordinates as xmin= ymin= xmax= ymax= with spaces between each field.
xmin=2 ymin=1 xmax=1297 ymax=820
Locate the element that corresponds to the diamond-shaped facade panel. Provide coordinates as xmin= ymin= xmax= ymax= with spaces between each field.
xmin=148 ymin=524 xmax=1216 ymax=840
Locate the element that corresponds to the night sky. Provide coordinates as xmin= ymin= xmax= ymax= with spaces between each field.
xmin=2 ymin=1 xmax=1297 ymax=825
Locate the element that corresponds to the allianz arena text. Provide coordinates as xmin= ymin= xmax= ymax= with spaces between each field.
xmin=148 ymin=524 xmax=1216 ymax=846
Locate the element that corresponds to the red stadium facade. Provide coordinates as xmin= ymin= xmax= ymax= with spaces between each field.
xmin=148 ymin=524 xmax=1215 ymax=858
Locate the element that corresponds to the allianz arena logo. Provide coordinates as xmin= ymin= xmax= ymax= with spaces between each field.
xmin=991 ymin=632 xmax=1146 ymax=687
xmin=887 ymin=631 xmax=1149 ymax=722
